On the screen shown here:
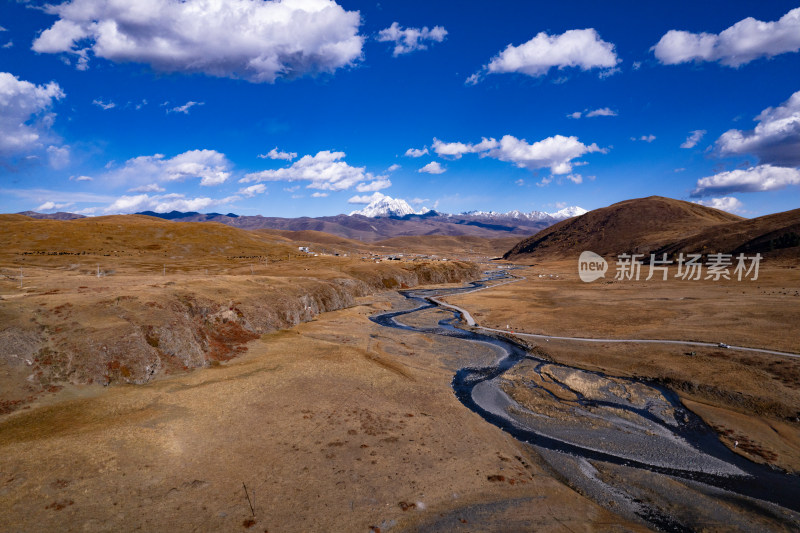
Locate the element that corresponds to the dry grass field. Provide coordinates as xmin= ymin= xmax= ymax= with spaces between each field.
xmin=6 ymin=215 xmax=633 ymax=530
xmin=0 ymin=293 xmax=640 ymax=532
xmin=445 ymin=259 xmax=800 ymax=472
xmin=2 ymin=211 xmax=798 ymax=529
xmin=0 ymin=215 xmax=480 ymax=415
xmin=374 ymin=235 xmax=521 ymax=258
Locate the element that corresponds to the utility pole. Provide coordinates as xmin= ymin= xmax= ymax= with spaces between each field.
xmin=19 ymin=268 xmax=22 ymax=289
xmin=163 ymin=264 xmax=166 ymax=277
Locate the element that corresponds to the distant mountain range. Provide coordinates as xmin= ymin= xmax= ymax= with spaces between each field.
xmin=459 ymin=206 xmax=588 ymax=221
xmin=16 ymin=210 xmax=87 ymax=221
xmin=348 ymin=194 xmax=587 ymax=221
xmin=14 ymin=197 xmax=799 ymax=260
xmin=16 ymin=196 xmax=587 ymax=242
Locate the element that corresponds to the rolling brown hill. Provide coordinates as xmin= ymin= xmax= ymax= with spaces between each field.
xmin=375 ymin=235 xmax=521 ymax=256
xmin=0 ymin=214 xmax=304 ymax=270
xmin=1 ymin=215 xmax=525 ymax=266
xmin=0 ymin=213 xmax=481 ymax=404
xmin=503 ymin=196 xmax=744 ymax=260
xmin=253 ymin=228 xmax=372 ymax=254
xmin=253 ymin=230 xmax=520 ymax=257
xmin=15 ymin=210 xmax=86 ymax=220
xmin=652 ymin=208 xmax=800 ymax=259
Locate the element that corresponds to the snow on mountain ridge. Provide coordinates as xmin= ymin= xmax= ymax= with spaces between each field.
xmin=351 ymin=194 xmax=587 ymax=220
xmin=460 ymin=207 xmax=586 ymax=221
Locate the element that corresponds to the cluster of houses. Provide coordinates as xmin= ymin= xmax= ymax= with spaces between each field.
xmin=297 ymin=245 xmax=457 ymax=263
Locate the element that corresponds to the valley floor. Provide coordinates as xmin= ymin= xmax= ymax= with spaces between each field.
xmin=3 ymin=256 xmax=798 ymax=531
xmin=0 ymin=291 xmax=638 ymax=532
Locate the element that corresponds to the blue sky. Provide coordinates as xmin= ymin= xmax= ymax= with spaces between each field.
xmin=1 ymin=0 xmax=799 ymax=218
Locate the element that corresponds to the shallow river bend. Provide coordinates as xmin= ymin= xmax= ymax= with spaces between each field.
xmin=371 ymin=271 xmax=800 ymax=531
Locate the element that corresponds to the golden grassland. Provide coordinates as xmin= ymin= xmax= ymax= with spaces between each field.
xmin=0 ymin=294 xmax=640 ymax=532
xmin=2 ymin=212 xmax=798 ymax=529
xmin=0 ymin=214 xmax=481 ymax=414
xmin=445 ymin=259 xmax=800 ymax=472
xmin=3 ymin=215 xmax=636 ymax=530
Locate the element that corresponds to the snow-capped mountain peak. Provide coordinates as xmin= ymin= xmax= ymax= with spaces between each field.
xmin=547 ymin=206 xmax=588 ymax=219
xmin=350 ymin=195 xmax=419 ymax=217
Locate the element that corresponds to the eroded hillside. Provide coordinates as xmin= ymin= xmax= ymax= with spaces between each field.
xmin=0 ymin=215 xmax=480 ymax=413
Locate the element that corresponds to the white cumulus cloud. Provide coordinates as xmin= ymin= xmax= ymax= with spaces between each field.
xmin=431 ymin=139 xmax=474 ymax=159
xmin=377 ymin=22 xmax=447 ymax=56
xmin=653 ymin=7 xmax=800 ymax=66
xmin=239 ymin=184 xmax=267 ymax=197
xmin=429 ymin=134 xmax=604 ymax=176
xmin=108 ymin=149 xmax=232 ymax=187
xmin=36 ymin=201 xmax=73 ymax=211
xmin=128 ymin=183 xmax=165 ymax=193
xmin=348 ymin=191 xmax=385 ymax=204
xmin=104 ymin=193 xmax=235 ymax=214
xmin=404 ymin=147 xmax=429 ymax=157
xmin=470 ymin=28 xmax=618 ymax=83
xmin=241 ymin=150 xmax=374 ymax=190
xmin=585 ymin=107 xmax=617 ymax=118
xmin=0 ymin=72 xmax=64 ymax=156
xmin=432 ymin=137 xmax=498 ymax=159
xmin=692 ymin=196 xmax=744 ymax=214
xmin=418 ymin=161 xmax=445 ymax=174
xmin=356 ymin=178 xmax=391 ymax=192
xmin=259 ymin=147 xmax=297 ymax=161
xmin=32 ymin=0 xmax=364 ymax=83
xmin=494 ymin=135 xmax=603 ymax=175
xmin=715 ymin=90 xmax=800 ymax=166
xmin=631 ymin=134 xmax=656 ymax=143
xmin=692 ymin=164 xmax=800 ymax=196
xmin=681 ymin=129 xmax=707 ymax=149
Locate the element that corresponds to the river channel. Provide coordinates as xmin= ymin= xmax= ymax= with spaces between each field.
xmin=370 ymin=271 xmax=800 ymax=531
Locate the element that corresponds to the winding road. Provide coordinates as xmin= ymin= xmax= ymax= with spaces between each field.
xmin=440 ymin=271 xmax=800 ymax=359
